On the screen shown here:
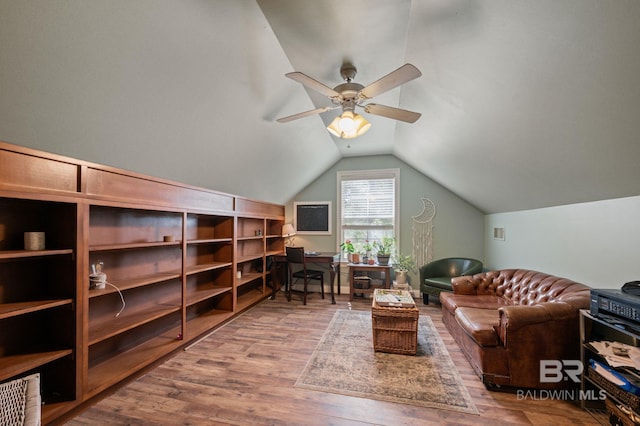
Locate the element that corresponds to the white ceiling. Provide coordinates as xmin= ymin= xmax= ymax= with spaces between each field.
xmin=1 ymin=1 xmax=640 ymax=214
xmin=257 ymin=0 xmax=640 ymax=214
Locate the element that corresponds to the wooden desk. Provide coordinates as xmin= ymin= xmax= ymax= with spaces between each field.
xmin=348 ymin=263 xmax=392 ymax=301
xmin=272 ymin=252 xmax=341 ymax=304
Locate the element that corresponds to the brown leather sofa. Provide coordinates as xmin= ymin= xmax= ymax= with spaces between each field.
xmin=440 ymin=269 xmax=591 ymax=390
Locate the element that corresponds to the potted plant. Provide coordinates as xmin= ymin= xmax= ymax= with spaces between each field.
xmin=373 ymin=237 xmax=394 ymax=265
xmin=340 ymin=239 xmax=357 ymax=263
xmin=362 ymin=240 xmax=373 ymax=256
xmin=393 ymin=253 xmax=416 ymax=284
xmin=361 ymin=240 xmax=374 ymax=263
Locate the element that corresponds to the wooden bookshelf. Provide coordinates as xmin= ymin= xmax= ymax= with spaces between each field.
xmin=0 ymin=140 xmax=284 ymax=424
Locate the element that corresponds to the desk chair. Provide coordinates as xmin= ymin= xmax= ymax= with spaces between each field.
xmin=286 ymin=247 xmax=324 ymax=305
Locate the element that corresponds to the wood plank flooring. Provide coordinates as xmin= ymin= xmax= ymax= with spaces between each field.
xmin=64 ymin=292 xmax=602 ymax=425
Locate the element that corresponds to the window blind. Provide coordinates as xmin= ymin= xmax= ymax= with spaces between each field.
xmin=341 ymin=178 xmax=395 ymax=228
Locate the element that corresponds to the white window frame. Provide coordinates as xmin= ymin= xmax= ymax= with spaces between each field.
xmin=336 ymin=168 xmax=400 ymax=259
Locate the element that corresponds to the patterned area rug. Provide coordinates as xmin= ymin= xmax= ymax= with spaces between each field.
xmin=295 ymin=309 xmax=478 ymax=415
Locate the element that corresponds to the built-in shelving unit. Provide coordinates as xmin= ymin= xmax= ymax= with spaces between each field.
xmin=0 ymin=196 xmax=78 ymax=421
xmin=184 ymin=212 xmax=235 ymax=338
xmin=0 ymin=141 xmax=284 ymax=424
xmin=265 ymin=218 xmax=285 ymax=256
xmin=86 ymin=205 xmax=184 ymax=397
xmin=236 ymin=216 xmax=267 ymax=310
xmin=265 ymin=218 xmax=285 ymax=296
xmin=580 ymin=310 xmax=640 ymax=424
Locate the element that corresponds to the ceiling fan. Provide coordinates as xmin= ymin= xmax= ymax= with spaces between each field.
xmin=276 ymin=63 xmax=422 ymax=138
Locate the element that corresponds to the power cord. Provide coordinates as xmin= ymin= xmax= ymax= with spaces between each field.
xmin=104 ymin=280 xmax=126 ymax=318
xmin=91 ymin=262 xmax=125 ymax=318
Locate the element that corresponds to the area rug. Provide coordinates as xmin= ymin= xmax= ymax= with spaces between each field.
xmin=295 ymin=310 xmax=478 ymax=415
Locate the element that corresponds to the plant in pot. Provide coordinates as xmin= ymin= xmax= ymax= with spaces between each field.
xmin=392 ymin=253 xmax=416 ymax=285
xmin=373 ymin=237 xmax=394 ymax=266
xmin=340 ymin=239 xmax=357 ymax=263
xmin=362 ymin=240 xmax=374 ymax=264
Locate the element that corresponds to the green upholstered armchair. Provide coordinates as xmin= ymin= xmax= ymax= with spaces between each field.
xmin=420 ymin=258 xmax=483 ymax=304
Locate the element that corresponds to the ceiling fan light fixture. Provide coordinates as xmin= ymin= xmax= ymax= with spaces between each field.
xmin=339 ymin=112 xmax=356 ymax=132
xmin=327 ymin=111 xmax=371 ymax=139
xmin=278 ymin=64 xmax=422 ymax=135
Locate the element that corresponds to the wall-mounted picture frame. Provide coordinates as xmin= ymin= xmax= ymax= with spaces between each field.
xmin=294 ymin=201 xmax=332 ymax=235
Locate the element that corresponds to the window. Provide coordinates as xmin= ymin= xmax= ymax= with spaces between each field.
xmin=337 ymin=169 xmax=399 ymax=259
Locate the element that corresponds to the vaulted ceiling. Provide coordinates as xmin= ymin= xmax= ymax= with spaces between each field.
xmin=1 ymin=1 xmax=639 ymax=214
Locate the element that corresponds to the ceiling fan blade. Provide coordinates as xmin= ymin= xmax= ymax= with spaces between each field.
xmin=363 ymin=104 xmax=422 ymax=123
xmin=276 ymin=106 xmax=337 ymax=123
xmin=359 ymin=64 xmax=422 ymax=99
xmin=286 ymin=72 xmax=342 ymax=99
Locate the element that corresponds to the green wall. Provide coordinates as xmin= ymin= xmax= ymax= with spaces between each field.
xmin=285 ymin=154 xmax=484 ymax=290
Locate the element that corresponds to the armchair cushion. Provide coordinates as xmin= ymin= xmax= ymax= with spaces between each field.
xmin=423 ymin=277 xmax=454 ymax=290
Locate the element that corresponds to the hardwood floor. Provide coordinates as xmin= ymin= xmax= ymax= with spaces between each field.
xmin=64 ymin=292 xmax=601 ymax=425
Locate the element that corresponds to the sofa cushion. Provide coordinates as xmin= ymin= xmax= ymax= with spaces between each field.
xmin=454 ymin=307 xmax=501 ymax=347
xmin=424 ymin=277 xmax=453 ymax=289
xmin=440 ymin=293 xmax=512 ymax=313
xmin=487 ymin=269 xmax=591 ymax=306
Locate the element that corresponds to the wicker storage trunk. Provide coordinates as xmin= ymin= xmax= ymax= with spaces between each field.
xmin=371 ymin=290 xmax=419 ymax=355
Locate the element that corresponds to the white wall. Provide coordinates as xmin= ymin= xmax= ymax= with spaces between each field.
xmin=485 ymin=195 xmax=640 ymax=289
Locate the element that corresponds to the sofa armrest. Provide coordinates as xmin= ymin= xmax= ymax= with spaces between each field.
xmin=451 ymin=270 xmax=492 ymax=295
xmin=493 ymin=302 xmax=582 ymax=388
xmin=450 ymin=275 xmax=480 ymax=295
xmin=496 ymin=302 xmax=579 ymax=346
